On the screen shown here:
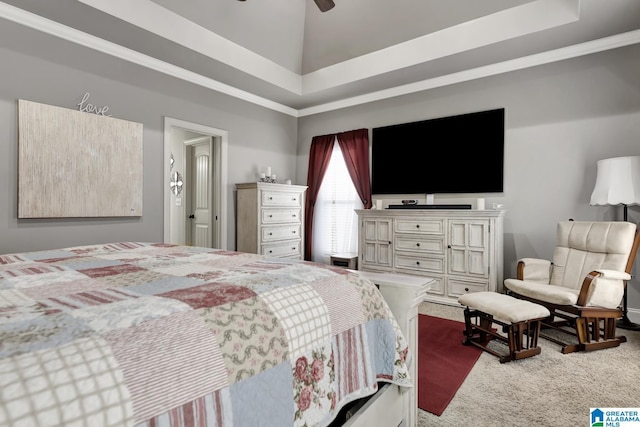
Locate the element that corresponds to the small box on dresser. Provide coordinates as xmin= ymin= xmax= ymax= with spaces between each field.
xmin=236 ymin=182 xmax=307 ymax=259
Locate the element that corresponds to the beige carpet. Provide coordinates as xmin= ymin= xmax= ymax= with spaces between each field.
xmin=417 ymin=302 xmax=640 ymax=427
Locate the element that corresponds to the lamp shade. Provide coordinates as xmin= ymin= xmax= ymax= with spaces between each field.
xmin=590 ymin=156 xmax=640 ymax=206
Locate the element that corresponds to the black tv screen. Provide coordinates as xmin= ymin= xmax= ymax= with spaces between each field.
xmin=371 ymin=108 xmax=504 ymax=195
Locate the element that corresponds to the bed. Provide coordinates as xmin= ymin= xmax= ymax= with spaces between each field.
xmin=0 ymin=242 xmax=417 ymax=427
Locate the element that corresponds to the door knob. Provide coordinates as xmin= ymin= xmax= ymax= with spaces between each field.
xmin=188 ymin=214 xmax=195 ymax=219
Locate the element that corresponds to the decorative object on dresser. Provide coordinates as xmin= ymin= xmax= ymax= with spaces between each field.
xmin=356 ymin=209 xmax=505 ymax=305
xmin=236 ymin=182 xmax=307 ymax=259
xmin=590 ymin=156 xmax=640 ymax=331
xmin=258 ymin=165 xmax=278 ymax=183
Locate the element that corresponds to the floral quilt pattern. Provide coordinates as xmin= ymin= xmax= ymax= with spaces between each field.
xmin=0 ymin=243 xmax=411 ymax=426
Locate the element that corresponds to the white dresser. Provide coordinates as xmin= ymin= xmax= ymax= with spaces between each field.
xmin=355 ymin=209 xmax=505 ymax=305
xmin=236 ymin=182 xmax=307 ymax=259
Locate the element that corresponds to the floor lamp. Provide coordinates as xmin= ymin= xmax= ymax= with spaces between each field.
xmin=590 ymin=156 xmax=640 ymax=331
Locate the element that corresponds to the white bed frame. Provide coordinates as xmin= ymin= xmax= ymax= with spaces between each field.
xmin=344 ymin=271 xmax=433 ymax=427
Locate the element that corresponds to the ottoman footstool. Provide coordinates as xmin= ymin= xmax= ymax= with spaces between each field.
xmin=458 ymin=292 xmax=551 ymax=363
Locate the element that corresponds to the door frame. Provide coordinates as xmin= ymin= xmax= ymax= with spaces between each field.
xmin=163 ymin=117 xmax=228 ymax=249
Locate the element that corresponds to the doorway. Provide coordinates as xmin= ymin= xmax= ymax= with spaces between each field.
xmin=163 ymin=117 xmax=228 ymax=249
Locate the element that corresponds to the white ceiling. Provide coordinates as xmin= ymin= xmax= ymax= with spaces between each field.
xmin=1 ymin=0 xmax=640 ymax=116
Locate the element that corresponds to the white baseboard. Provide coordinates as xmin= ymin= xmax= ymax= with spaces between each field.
xmin=627 ymin=308 xmax=640 ymax=324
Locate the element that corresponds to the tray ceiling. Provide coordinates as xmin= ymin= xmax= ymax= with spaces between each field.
xmin=1 ymin=0 xmax=639 ymax=116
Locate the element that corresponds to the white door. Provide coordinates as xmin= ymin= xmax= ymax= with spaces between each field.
xmin=188 ymin=140 xmax=213 ymax=247
xmin=164 ymin=117 xmax=228 ymax=249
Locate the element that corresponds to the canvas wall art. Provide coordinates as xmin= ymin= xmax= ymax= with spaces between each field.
xmin=18 ymin=99 xmax=143 ymax=218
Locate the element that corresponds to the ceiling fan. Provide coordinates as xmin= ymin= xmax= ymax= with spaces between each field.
xmin=313 ymin=0 xmax=335 ymax=12
xmin=237 ymin=0 xmax=335 ymax=12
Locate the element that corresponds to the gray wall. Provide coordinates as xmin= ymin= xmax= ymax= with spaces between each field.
xmin=2 ymin=20 xmax=640 ymax=317
xmin=0 ymin=25 xmax=298 ymax=254
xmin=297 ymin=43 xmax=640 ymax=315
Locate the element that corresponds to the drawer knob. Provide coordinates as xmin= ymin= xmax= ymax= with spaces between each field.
xmin=465 ymin=287 xmax=469 ymax=292
xmin=293 ymin=198 xmax=297 ymax=201
xmin=416 ymin=243 xmax=420 ymax=247
xmin=269 ymin=215 xmax=273 ymax=218
xmin=292 ymin=231 xmax=296 ymax=234
xmin=269 ymin=232 xmax=273 ymax=235
xmin=269 ymin=250 xmax=273 ymax=253
xmin=416 ymin=224 xmax=420 ymax=228
xmin=292 ymin=214 xmax=296 ymax=218
xmin=269 ymin=197 xmax=273 ymax=200
xmin=416 ymin=261 xmax=420 ymax=266
xmin=292 ymin=247 xmax=296 ymax=250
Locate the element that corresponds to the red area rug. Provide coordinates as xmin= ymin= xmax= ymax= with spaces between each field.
xmin=418 ymin=314 xmax=483 ymax=416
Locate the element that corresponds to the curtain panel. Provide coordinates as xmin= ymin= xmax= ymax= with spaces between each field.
xmin=336 ymin=128 xmax=372 ymax=209
xmin=305 ymin=129 xmax=372 ymax=261
xmin=304 ymin=134 xmax=335 ymax=260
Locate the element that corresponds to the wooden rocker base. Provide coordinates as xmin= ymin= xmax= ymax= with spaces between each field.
xmin=462 ymin=308 xmax=544 ymax=363
xmin=539 ymin=315 xmax=628 ymax=354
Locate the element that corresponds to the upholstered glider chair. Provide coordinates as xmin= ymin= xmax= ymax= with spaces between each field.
xmin=504 ymin=221 xmax=640 ymax=354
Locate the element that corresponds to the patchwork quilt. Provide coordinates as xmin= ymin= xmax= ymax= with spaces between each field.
xmin=0 ymin=243 xmax=411 ymax=427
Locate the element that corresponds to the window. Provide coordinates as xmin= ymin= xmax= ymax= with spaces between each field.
xmin=312 ymin=141 xmax=363 ymax=264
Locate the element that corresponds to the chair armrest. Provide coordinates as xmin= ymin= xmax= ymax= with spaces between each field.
xmin=594 ymin=269 xmax=631 ymax=281
xmin=517 ymin=258 xmax=552 ymax=282
xmin=576 ymin=270 xmax=628 ymax=308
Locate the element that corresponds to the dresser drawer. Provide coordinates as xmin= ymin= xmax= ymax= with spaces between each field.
xmin=395 ymin=254 xmax=444 ymax=274
xmin=261 ymin=191 xmax=303 ymax=207
xmin=447 ymin=278 xmax=488 ymax=297
xmin=263 ymin=240 xmax=301 ymax=258
xmin=395 ymin=236 xmax=444 ymax=254
xmin=262 ymin=225 xmax=300 ymax=242
xmin=262 ymin=208 xmax=301 ymax=224
xmin=395 ymin=219 xmax=444 ymax=235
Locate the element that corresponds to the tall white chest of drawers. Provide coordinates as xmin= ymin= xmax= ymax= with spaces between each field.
xmin=355 ymin=209 xmax=505 ymax=305
xmin=236 ymin=182 xmax=307 ymax=259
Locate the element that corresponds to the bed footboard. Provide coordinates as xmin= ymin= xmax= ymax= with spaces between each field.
xmin=349 ymin=270 xmax=433 ymax=427
xmin=343 ymin=383 xmax=404 ymax=427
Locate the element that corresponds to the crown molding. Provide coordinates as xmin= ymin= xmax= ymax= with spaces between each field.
xmin=77 ymin=0 xmax=303 ymax=95
xmin=301 ymin=0 xmax=579 ymax=94
xmin=0 ymin=1 xmax=298 ymax=116
xmin=1 ymin=1 xmax=639 ymax=118
xmin=78 ymin=0 xmax=579 ymax=97
xmin=298 ymin=29 xmax=640 ymax=117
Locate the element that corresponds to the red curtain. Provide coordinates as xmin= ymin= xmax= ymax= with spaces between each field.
xmin=305 ymin=129 xmax=373 ymax=261
xmin=337 ymin=128 xmax=372 ymax=209
xmin=304 ymin=134 xmax=336 ymax=261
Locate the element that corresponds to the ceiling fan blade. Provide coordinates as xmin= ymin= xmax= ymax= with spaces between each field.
xmin=314 ymin=0 xmax=335 ymax=12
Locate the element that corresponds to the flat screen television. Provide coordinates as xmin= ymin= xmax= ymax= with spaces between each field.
xmin=371 ymin=108 xmax=504 ymax=195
